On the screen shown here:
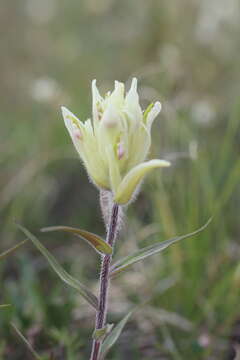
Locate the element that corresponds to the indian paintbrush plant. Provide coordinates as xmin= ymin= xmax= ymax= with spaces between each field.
xmin=17 ymin=78 xmax=210 ymax=359
xmin=62 ymin=78 xmax=170 ymax=359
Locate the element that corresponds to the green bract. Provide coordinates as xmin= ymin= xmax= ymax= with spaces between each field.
xmin=61 ymin=78 xmax=170 ymax=204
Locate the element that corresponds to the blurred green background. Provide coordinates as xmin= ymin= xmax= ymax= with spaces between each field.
xmin=1 ymin=0 xmax=240 ymax=359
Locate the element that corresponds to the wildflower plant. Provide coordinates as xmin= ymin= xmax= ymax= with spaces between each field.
xmin=62 ymin=78 xmax=171 ymax=359
xmin=17 ymin=78 xmax=209 ymax=359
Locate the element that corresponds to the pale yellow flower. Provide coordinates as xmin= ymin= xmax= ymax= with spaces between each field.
xmin=61 ymin=78 xmax=170 ymax=204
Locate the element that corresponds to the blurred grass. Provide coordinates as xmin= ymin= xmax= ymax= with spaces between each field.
xmin=1 ymin=0 xmax=240 ymax=359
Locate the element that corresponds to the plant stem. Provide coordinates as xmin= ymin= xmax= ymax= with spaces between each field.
xmin=90 ymin=203 xmax=119 ymax=360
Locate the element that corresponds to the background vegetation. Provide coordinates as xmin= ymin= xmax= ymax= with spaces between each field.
xmin=1 ymin=0 xmax=240 ymax=359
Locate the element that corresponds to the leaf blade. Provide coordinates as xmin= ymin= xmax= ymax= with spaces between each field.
xmin=100 ymin=311 xmax=132 ymax=358
xmin=0 ymin=304 xmax=11 ymax=309
xmin=11 ymin=322 xmax=43 ymax=360
xmin=0 ymin=239 xmax=27 ymax=261
xmin=41 ymin=226 xmax=112 ymax=255
xmin=111 ymin=219 xmax=212 ymax=277
xmin=16 ymin=224 xmax=98 ymax=309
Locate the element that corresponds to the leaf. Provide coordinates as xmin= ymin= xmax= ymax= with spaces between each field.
xmin=0 ymin=304 xmax=11 ymax=309
xmin=11 ymin=322 xmax=42 ymax=360
xmin=0 ymin=239 xmax=27 ymax=261
xmin=93 ymin=324 xmax=114 ymax=342
xmin=111 ymin=219 xmax=212 ymax=277
xmin=114 ymin=159 xmax=170 ymax=204
xmin=41 ymin=225 xmax=112 ymax=255
xmin=93 ymin=327 xmax=108 ymax=341
xmin=16 ymin=224 xmax=98 ymax=309
xmin=100 ymin=312 xmax=132 ymax=358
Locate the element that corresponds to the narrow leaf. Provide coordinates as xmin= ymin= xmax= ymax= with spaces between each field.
xmin=11 ymin=322 xmax=42 ymax=360
xmin=16 ymin=224 xmax=98 ymax=309
xmin=93 ymin=327 xmax=108 ymax=341
xmin=114 ymin=159 xmax=170 ymax=204
xmin=100 ymin=312 xmax=132 ymax=358
xmin=111 ymin=219 xmax=212 ymax=277
xmin=41 ymin=226 xmax=112 ymax=255
xmin=93 ymin=324 xmax=114 ymax=342
xmin=0 ymin=304 xmax=11 ymax=309
xmin=0 ymin=239 xmax=27 ymax=261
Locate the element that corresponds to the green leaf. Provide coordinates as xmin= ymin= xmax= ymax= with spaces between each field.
xmin=93 ymin=324 xmax=114 ymax=342
xmin=11 ymin=322 xmax=42 ymax=360
xmin=0 ymin=239 xmax=27 ymax=261
xmin=0 ymin=304 xmax=11 ymax=309
xmin=16 ymin=224 xmax=98 ymax=309
xmin=111 ymin=219 xmax=212 ymax=277
xmin=100 ymin=312 xmax=132 ymax=358
xmin=93 ymin=327 xmax=108 ymax=341
xmin=41 ymin=226 xmax=112 ymax=255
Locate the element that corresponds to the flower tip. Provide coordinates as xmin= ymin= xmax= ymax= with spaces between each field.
xmin=92 ymin=79 xmax=98 ymax=94
xmin=154 ymin=101 xmax=162 ymax=112
xmin=61 ymin=106 xmax=70 ymax=118
xmin=163 ymin=160 xmax=171 ymax=167
xmin=61 ymin=106 xmax=76 ymax=125
xmin=114 ymin=80 xmax=125 ymax=95
xmin=150 ymin=159 xmax=171 ymax=168
xmin=91 ymin=79 xmax=99 ymax=94
xmin=145 ymin=101 xmax=162 ymax=128
xmin=130 ymin=77 xmax=138 ymax=91
xmin=132 ymin=77 xmax=137 ymax=85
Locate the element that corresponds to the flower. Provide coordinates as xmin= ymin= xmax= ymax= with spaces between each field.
xmin=61 ymin=78 xmax=170 ymax=204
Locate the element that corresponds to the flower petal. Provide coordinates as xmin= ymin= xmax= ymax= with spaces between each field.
xmin=125 ymin=122 xmax=151 ymax=170
xmin=145 ymin=101 xmax=162 ymax=131
xmin=92 ymin=79 xmax=103 ymax=127
xmin=114 ymin=159 xmax=170 ymax=204
xmin=106 ymin=145 xmax=121 ymax=193
xmin=109 ymin=81 xmax=125 ymax=107
xmin=124 ymin=78 xmax=143 ymax=125
xmin=101 ymin=103 xmax=121 ymax=129
xmin=61 ymin=106 xmax=108 ymax=189
xmin=61 ymin=106 xmax=85 ymax=157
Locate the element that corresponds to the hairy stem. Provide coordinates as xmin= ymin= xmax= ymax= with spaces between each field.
xmin=90 ymin=203 xmax=119 ymax=360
